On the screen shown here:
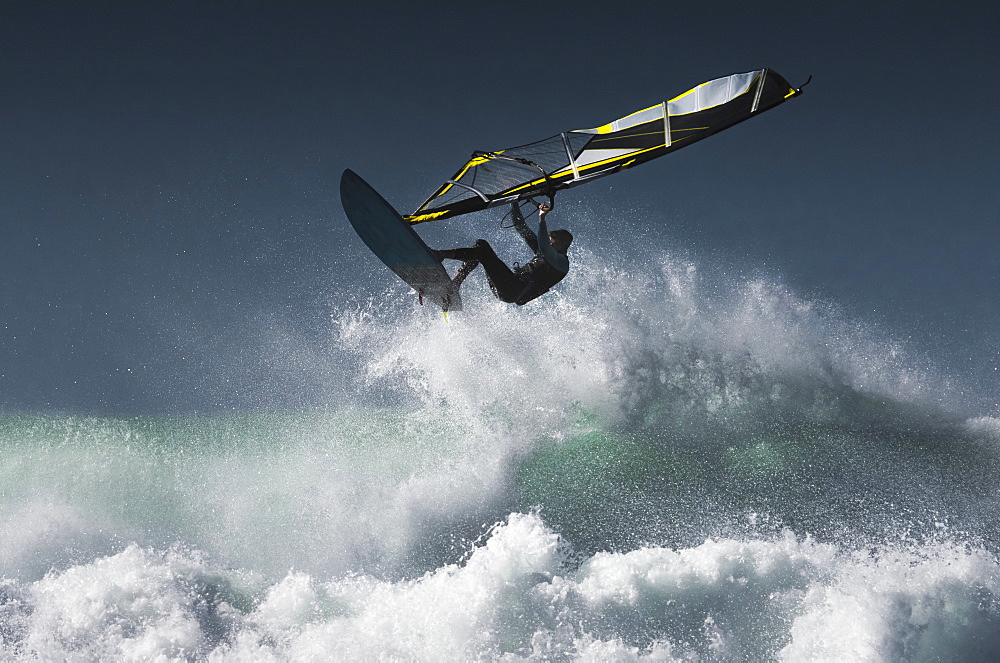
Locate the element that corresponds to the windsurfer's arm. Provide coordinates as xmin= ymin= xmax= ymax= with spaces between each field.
xmin=510 ymin=202 xmax=540 ymax=254
xmin=536 ymin=204 xmax=569 ymax=273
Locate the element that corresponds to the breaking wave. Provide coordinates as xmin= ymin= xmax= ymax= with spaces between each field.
xmin=2 ymin=246 xmax=998 ymax=660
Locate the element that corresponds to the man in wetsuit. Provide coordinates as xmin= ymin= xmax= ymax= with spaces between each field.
xmin=434 ymin=202 xmax=572 ymax=305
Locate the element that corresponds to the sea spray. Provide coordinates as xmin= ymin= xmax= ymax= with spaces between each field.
xmin=2 ymin=247 xmax=999 ymax=660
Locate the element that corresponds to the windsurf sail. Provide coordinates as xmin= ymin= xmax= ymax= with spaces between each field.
xmin=406 ymin=68 xmax=804 ymax=224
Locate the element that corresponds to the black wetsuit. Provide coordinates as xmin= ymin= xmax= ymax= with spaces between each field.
xmin=449 ymin=205 xmax=568 ymax=305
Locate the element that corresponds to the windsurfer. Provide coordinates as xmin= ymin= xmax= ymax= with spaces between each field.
xmin=434 ymin=202 xmax=572 ymax=306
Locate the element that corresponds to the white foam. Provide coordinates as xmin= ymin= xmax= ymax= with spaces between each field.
xmin=782 ymin=543 xmax=1000 ymax=660
xmin=4 ymin=512 xmax=999 ymax=660
xmin=14 ymin=544 xmax=236 ymax=660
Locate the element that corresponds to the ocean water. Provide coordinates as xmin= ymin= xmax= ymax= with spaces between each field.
xmin=2 ymin=247 xmax=999 ymax=661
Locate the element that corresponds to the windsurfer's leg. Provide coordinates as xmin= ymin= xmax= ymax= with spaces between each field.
xmin=435 ymin=240 xmax=524 ymax=302
xmin=451 ymin=259 xmax=479 ymax=288
xmin=433 ymin=248 xmax=478 ymax=262
xmin=469 ymin=240 xmax=524 ymax=303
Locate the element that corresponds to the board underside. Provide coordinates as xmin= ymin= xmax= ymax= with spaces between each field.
xmin=340 ymin=169 xmax=461 ymax=312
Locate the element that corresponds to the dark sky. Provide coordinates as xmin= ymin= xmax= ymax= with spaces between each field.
xmin=2 ymin=1 xmax=997 ymax=414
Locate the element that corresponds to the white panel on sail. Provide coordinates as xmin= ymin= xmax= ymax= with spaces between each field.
xmin=668 ymin=71 xmax=758 ymax=116
xmin=574 ymin=148 xmax=643 ymax=168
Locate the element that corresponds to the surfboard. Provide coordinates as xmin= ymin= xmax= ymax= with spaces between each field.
xmin=340 ymin=169 xmax=461 ymax=312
